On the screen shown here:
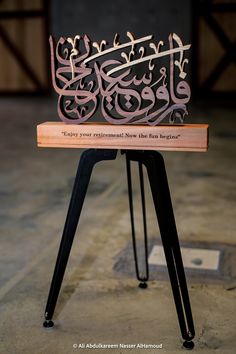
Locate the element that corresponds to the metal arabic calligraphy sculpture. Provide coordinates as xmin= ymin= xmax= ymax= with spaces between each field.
xmin=50 ymin=32 xmax=191 ymax=125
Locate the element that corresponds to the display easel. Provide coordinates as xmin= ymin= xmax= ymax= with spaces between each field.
xmin=37 ymin=122 xmax=209 ymax=350
xmin=40 ymin=28 xmax=209 ymax=349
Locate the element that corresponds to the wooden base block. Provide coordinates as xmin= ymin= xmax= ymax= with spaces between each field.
xmin=37 ymin=122 xmax=209 ymax=152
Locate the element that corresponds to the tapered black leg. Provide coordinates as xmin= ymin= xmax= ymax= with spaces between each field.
xmin=43 ymin=149 xmax=117 ymax=328
xmin=126 ymin=155 xmax=149 ymax=289
xmin=125 ymin=150 xmax=195 ymax=348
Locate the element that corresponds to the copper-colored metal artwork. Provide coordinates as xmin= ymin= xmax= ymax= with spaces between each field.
xmin=50 ymin=32 xmax=191 ymax=125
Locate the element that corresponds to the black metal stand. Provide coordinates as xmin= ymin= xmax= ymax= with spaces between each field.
xmin=126 ymin=154 xmax=149 ymax=289
xmin=43 ymin=148 xmax=195 ymax=349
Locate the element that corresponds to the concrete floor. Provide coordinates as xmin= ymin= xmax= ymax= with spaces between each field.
xmin=0 ymin=97 xmax=236 ymax=353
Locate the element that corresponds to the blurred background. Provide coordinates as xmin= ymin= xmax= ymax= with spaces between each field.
xmin=0 ymin=0 xmax=235 ymax=96
xmin=0 ymin=1 xmax=236 ymax=353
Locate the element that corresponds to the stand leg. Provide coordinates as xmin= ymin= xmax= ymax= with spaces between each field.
xmin=43 ymin=149 xmax=117 ymax=328
xmin=125 ymin=150 xmax=195 ymax=348
xmin=126 ymin=155 xmax=149 ymax=289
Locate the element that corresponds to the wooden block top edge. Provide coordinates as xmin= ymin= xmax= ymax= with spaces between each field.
xmin=37 ymin=121 xmax=209 ymax=129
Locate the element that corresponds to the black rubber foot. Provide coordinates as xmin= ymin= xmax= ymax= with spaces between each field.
xmin=43 ymin=320 xmax=54 ymax=329
xmin=183 ymin=340 xmax=194 ymax=350
xmin=138 ymin=282 xmax=148 ymax=289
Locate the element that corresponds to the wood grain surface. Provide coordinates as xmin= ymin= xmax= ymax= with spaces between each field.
xmin=37 ymin=122 xmax=209 ymax=152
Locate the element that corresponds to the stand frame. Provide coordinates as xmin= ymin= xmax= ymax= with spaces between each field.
xmin=43 ymin=148 xmax=195 ymax=349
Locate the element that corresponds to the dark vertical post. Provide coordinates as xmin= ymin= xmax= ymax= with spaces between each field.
xmin=43 ymin=149 xmax=117 ymax=328
xmin=125 ymin=150 xmax=195 ymax=349
xmin=126 ymin=155 xmax=149 ymax=288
